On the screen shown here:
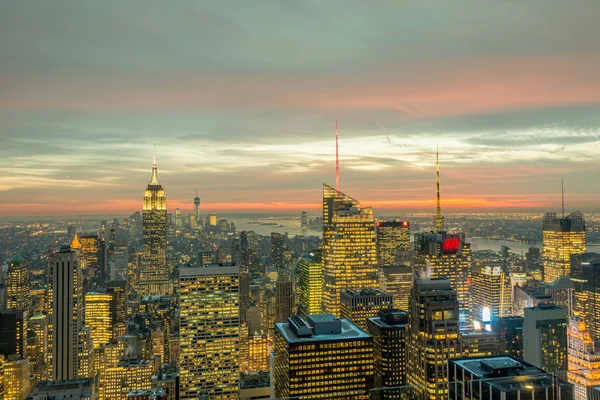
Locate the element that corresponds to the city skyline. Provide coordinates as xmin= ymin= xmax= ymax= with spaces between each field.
xmin=2 ymin=1 xmax=600 ymax=216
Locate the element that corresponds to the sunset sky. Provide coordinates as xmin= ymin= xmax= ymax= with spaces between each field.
xmin=1 ymin=1 xmax=600 ymax=216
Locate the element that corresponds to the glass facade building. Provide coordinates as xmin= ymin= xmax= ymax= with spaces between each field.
xmin=543 ymin=211 xmax=586 ymax=283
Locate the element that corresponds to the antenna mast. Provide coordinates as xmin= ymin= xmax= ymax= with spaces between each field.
xmin=561 ymin=175 xmax=565 ymax=218
xmin=435 ymin=147 xmax=444 ymax=232
xmin=336 ymin=120 xmax=340 ymax=191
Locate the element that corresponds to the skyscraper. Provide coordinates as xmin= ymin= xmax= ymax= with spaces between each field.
xmin=567 ymin=318 xmax=600 ymax=400
xmin=376 ymin=220 xmax=410 ymax=266
xmin=524 ymin=304 xmax=568 ymax=372
xmin=378 ymin=265 xmax=412 ymax=311
xmin=240 ymin=231 xmax=260 ymax=278
xmin=85 ymin=291 xmax=113 ymax=348
xmin=270 ymin=232 xmax=285 ymax=274
xmin=471 ymin=266 xmax=512 ymax=322
xmin=297 ymin=250 xmax=323 ymax=319
xmin=493 ymin=316 xmax=524 ymax=360
xmin=415 ymin=232 xmax=472 ymax=322
xmin=140 ymin=157 xmax=169 ymax=296
xmin=275 ymin=276 xmax=293 ymax=323
xmin=49 ymin=246 xmax=84 ymax=381
xmin=274 ymin=314 xmax=374 ymax=399
xmin=322 ymin=184 xmax=378 ymax=317
xmin=406 ymin=279 xmax=461 ymax=400
xmin=543 ymin=211 xmax=586 ymax=283
xmin=193 ymin=192 xmax=200 ymax=221
xmin=179 ymin=263 xmax=240 ymax=399
xmin=571 ymin=256 xmax=600 ymax=340
xmin=5 ymin=254 xmax=30 ymax=312
xmin=368 ymin=309 xmax=408 ymax=399
xmin=80 ymin=234 xmax=106 ymax=288
xmin=340 ymin=288 xmax=393 ymax=331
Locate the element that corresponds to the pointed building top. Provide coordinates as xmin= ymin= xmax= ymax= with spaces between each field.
xmin=71 ymin=233 xmax=81 ymax=249
xmin=435 ymin=147 xmax=444 ymax=232
xmin=150 ymin=149 xmax=160 ymax=185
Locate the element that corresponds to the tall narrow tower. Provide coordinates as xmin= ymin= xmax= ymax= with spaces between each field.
xmin=435 ymin=148 xmax=444 ymax=232
xmin=140 ymin=154 xmax=169 ymax=296
xmin=194 ymin=190 xmax=200 ymax=222
xmin=335 ymin=120 xmax=340 ymax=191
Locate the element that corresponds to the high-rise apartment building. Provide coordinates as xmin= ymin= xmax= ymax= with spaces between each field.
xmin=6 ymin=254 xmax=30 ymax=312
xmin=376 ymin=220 xmax=410 ymax=266
xmin=367 ymin=309 xmax=408 ymax=399
xmin=378 ymin=265 xmax=412 ymax=311
xmin=49 ymin=246 xmax=84 ymax=381
xmin=322 ymin=184 xmax=378 ymax=317
xmin=275 ymin=276 xmax=293 ymax=323
xmin=415 ymin=232 xmax=472 ymax=322
xmin=274 ymin=314 xmax=374 ymax=399
xmin=85 ymin=291 xmax=113 ymax=348
xmin=567 ymin=319 xmax=600 ymax=400
xmin=297 ymin=250 xmax=323 ymax=319
xmin=543 ymin=211 xmax=586 ymax=283
xmin=340 ymin=288 xmax=393 ymax=331
xmin=179 ymin=264 xmax=240 ymax=399
xmin=471 ymin=266 xmax=511 ymax=322
xmin=524 ymin=304 xmax=568 ymax=372
xmin=406 ymin=279 xmax=461 ymax=400
xmin=140 ymin=158 xmax=169 ymax=296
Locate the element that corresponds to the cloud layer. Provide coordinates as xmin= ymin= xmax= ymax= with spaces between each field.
xmin=1 ymin=1 xmax=600 ymax=216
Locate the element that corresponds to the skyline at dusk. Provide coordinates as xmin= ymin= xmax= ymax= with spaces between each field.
xmin=2 ymin=1 xmax=600 ymax=216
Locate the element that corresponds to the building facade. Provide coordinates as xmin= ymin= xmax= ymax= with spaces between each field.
xmin=523 ymin=304 xmax=568 ymax=373
xmin=340 ymin=288 xmax=393 ymax=331
xmin=376 ymin=220 xmax=410 ymax=266
xmin=322 ymin=184 xmax=378 ymax=317
xmin=178 ymin=264 xmax=240 ymax=399
xmin=543 ymin=211 xmax=586 ymax=283
xmin=297 ymin=250 xmax=323 ymax=319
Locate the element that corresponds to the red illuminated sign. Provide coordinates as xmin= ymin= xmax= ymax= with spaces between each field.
xmin=442 ymin=237 xmax=460 ymax=254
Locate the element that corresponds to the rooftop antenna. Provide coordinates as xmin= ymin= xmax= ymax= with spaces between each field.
xmin=336 ymin=120 xmax=340 ymax=191
xmin=561 ymin=175 xmax=565 ymax=218
xmin=153 ymin=142 xmax=157 ymax=165
xmin=435 ymin=146 xmax=444 ymax=232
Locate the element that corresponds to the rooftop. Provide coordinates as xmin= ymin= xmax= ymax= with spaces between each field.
xmin=276 ymin=316 xmax=370 ymax=344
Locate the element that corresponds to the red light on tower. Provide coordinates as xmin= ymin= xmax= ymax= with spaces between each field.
xmin=402 ymin=221 xmax=408 ymax=227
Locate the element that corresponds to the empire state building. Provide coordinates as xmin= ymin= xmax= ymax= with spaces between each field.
xmin=139 ymin=157 xmax=169 ymax=296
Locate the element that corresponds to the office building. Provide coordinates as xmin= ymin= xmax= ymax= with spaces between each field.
xmin=448 ymin=355 xmax=573 ymax=400
xmin=376 ymin=220 xmax=410 ymax=266
xmin=543 ymin=211 xmax=586 ymax=283
xmin=28 ymin=311 xmax=48 ymax=381
xmin=512 ymin=285 xmax=552 ymax=317
xmin=524 ymin=304 xmax=568 ymax=372
xmin=85 ymin=291 xmax=113 ymax=348
xmin=3 ymin=355 xmax=31 ymax=400
xmin=460 ymin=330 xmax=501 ymax=358
xmin=471 ymin=266 xmax=511 ymax=322
xmin=322 ymin=184 xmax=378 ymax=317
xmin=406 ymin=279 xmax=461 ymax=400
xmin=275 ymin=276 xmax=293 ymax=323
xmin=140 ymin=157 xmax=169 ymax=296
xmin=340 ymin=288 xmax=393 ymax=331
xmin=240 ymin=325 xmax=269 ymax=373
xmin=80 ymin=234 xmax=106 ymax=288
xmin=367 ymin=309 xmax=408 ymax=399
xmin=239 ymin=372 xmax=270 ymax=400
xmin=98 ymin=360 xmax=153 ymax=399
xmin=6 ymin=254 xmax=30 ymax=312
xmin=545 ymin=276 xmax=575 ymax=318
xmin=567 ymin=319 xmax=600 ymax=400
xmin=274 ymin=314 xmax=374 ymax=399
xmin=108 ymin=241 xmax=128 ymax=282
xmin=241 ymin=231 xmax=260 ymax=278
xmin=27 ymin=378 xmax=96 ymax=399
xmin=493 ymin=316 xmax=524 ymax=360
xmin=571 ymin=255 xmax=600 ymax=341
xmin=179 ymin=264 xmax=240 ymax=399
xmin=0 ymin=310 xmax=27 ymax=358
xmin=297 ymin=250 xmax=323 ymax=319
xmin=271 ymin=232 xmax=285 ymax=273
xmin=301 ymin=211 xmax=308 ymax=230
xmin=49 ymin=246 xmax=84 ymax=381
xmin=174 ymin=208 xmax=182 ymax=229
xmin=378 ymin=265 xmax=412 ymax=311
xmin=208 ymin=213 xmax=217 ymax=226
xmin=415 ymin=232 xmax=472 ymax=323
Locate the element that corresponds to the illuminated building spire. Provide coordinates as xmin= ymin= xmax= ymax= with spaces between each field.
xmin=150 ymin=145 xmax=159 ymax=185
xmin=71 ymin=233 xmax=81 ymax=249
xmin=336 ymin=120 xmax=340 ymax=191
xmin=435 ymin=147 xmax=444 ymax=232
